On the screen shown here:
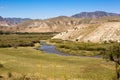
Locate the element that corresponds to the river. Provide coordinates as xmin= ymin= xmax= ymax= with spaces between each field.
xmin=36 ymin=42 xmax=102 ymax=58
xmin=37 ymin=42 xmax=70 ymax=56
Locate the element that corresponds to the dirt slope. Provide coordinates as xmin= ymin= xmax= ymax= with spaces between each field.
xmin=53 ymin=22 xmax=120 ymax=42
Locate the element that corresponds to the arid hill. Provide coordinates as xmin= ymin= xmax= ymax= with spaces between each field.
xmin=0 ymin=16 xmax=31 ymax=27
xmin=0 ymin=16 xmax=9 ymax=26
xmin=1 ymin=11 xmax=120 ymax=33
xmin=0 ymin=16 xmax=31 ymax=32
xmin=15 ymin=16 xmax=83 ymax=32
xmin=8 ymin=16 xmax=120 ymax=33
xmin=0 ymin=11 xmax=120 ymax=42
xmin=53 ymin=22 xmax=120 ymax=42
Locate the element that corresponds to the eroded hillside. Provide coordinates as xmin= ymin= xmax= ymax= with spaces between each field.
xmin=53 ymin=22 xmax=120 ymax=42
xmin=15 ymin=16 xmax=83 ymax=32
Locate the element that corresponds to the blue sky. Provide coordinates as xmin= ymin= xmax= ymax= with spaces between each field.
xmin=0 ymin=0 xmax=120 ymax=19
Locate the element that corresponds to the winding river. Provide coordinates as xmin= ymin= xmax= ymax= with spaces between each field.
xmin=37 ymin=42 xmax=102 ymax=58
xmin=37 ymin=42 xmax=70 ymax=56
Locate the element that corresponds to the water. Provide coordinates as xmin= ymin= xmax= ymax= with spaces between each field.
xmin=37 ymin=42 xmax=70 ymax=56
xmin=36 ymin=42 xmax=102 ymax=58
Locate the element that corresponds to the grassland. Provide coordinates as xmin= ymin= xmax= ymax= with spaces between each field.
xmin=0 ymin=33 xmax=54 ymax=48
xmin=0 ymin=47 xmax=115 ymax=80
xmin=48 ymin=39 xmax=115 ymax=56
xmin=0 ymin=34 xmax=116 ymax=80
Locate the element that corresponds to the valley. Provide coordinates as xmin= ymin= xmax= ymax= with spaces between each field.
xmin=0 ymin=41 xmax=115 ymax=80
xmin=0 ymin=11 xmax=120 ymax=80
xmin=0 ymin=33 xmax=117 ymax=80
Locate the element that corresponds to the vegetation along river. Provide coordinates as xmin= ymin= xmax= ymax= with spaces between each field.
xmin=36 ymin=42 xmax=102 ymax=58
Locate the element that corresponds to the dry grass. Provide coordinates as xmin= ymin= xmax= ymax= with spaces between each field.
xmin=0 ymin=47 xmax=115 ymax=80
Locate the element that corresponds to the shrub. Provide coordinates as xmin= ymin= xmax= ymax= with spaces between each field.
xmin=0 ymin=33 xmax=54 ymax=48
xmin=0 ymin=63 xmax=3 ymax=68
xmin=103 ymin=43 xmax=120 ymax=80
xmin=49 ymin=39 xmax=63 ymax=43
xmin=53 ymin=40 xmax=111 ymax=56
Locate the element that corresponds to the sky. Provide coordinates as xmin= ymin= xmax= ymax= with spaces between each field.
xmin=0 ymin=0 xmax=120 ymax=19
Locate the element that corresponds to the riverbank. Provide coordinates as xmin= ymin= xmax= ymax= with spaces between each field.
xmin=37 ymin=41 xmax=71 ymax=56
xmin=38 ymin=41 xmax=102 ymax=58
xmin=45 ymin=39 xmax=113 ymax=57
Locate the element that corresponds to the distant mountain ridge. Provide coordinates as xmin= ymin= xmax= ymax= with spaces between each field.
xmin=5 ymin=18 xmax=32 ymax=24
xmin=0 ymin=16 xmax=4 ymax=21
xmin=0 ymin=11 xmax=120 ymax=42
xmin=72 ymin=11 xmax=120 ymax=18
xmin=1 ymin=11 xmax=120 ymax=27
xmin=0 ymin=16 xmax=31 ymax=26
xmin=0 ymin=11 xmax=120 ymax=33
xmin=15 ymin=16 xmax=82 ymax=32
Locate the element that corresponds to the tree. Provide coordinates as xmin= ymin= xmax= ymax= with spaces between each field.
xmin=103 ymin=43 xmax=120 ymax=80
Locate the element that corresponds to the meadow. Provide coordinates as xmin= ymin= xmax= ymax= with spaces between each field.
xmin=0 ymin=33 xmax=54 ymax=48
xmin=0 ymin=34 xmax=116 ymax=80
xmin=48 ymin=39 xmax=115 ymax=56
xmin=0 ymin=47 xmax=115 ymax=80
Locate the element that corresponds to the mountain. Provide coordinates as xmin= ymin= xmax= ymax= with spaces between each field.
xmin=0 ymin=16 xmax=10 ymax=26
xmin=0 ymin=16 xmax=31 ymax=27
xmin=72 ymin=11 xmax=120 ymax=18
xmin=15 ymin=16 xmax=83 ymax=32
xmin=4 ymin=18 xmax=31 ymax=24
xmin=0 ymin=16 xmax=4 ymax=21
xmin=0 ymin=11 xmax=120 ymax=42
xmin=13 ymin=15 xmax=120 ymax=33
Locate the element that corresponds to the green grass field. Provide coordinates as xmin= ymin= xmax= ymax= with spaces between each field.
xmin=48 ymin=39 xmax=115 ymax=56
xmin=0 ymin=34 xmax=116 ymax=80
xmin=0 ymin=47 xmax=115 ymax=80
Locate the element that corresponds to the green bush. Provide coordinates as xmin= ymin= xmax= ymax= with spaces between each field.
xmin=0 ymin=63 xmax=3 ymax=68
xmin=0 ymin=43 xmax=11 ymax=48
xmin=0 ymin=33 xmax=54 ymax=48
xmin=50 ymin=39 xmax=112 ymax=56
xmin=49 ymin=39 xmax=63 ymax=43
